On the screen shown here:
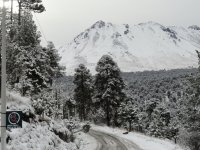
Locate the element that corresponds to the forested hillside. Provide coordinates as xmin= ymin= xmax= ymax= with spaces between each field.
xmin=56 ymin=67 xmax=200 ymax=150
xmin=57 ymin=68 xmax=198 ymax=99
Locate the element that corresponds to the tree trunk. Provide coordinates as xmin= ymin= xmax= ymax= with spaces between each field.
xmin=55 ymin=90 xmax=58 ymax=107
xmin=174 ymin=138 xmax=176 ymax=144
xmin=79 ymin=105 xmax=83 ymax=121
xmin=194 ymin=144 xmax=200 ymax=150
xmin=106 ymin=100 xmax=110 ymax=126
xmin=81 ymin=105 xmax=83 ymax=121
xmin=80 ymin=73 xmax=87 ymax=121
xmin=58 ymin=89 xmax=61 ymax=109
xmin=113 ymin=111 xmax=119 ymax=127
xmin=83 ymin=102 xmax=86 ymax=121
xmin=86 ymin=99 xmax=91 ymax=120
xmin=68 ymin=104 xmax=73 ymax=118
xmin=129 ymin=120 xmax=132 ymax=132
xmin=18 ymin=1 xmax=22 ymax=25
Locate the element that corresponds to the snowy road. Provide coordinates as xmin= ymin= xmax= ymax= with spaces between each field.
xmin=89 ymin=129 xmax=142 ymax=150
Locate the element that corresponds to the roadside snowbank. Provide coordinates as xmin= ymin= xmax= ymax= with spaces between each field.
xmin=7 ymin=91 xmax=33 ymax=112
xmin=75 ymin=132 xmax=98 ymax=150
xmin=92 ymin=125 xmax=186 ymax=150
xmin=1 ymin=91 xmax=85 ymax=150
xmin=7 ymin=121 xmax=77 ymax=150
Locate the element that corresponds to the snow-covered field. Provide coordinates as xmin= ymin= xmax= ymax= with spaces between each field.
xmin=91 ymin=125 xmax=186 ymax=150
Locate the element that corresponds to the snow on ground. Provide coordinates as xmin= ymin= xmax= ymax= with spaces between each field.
xmin=7 ymin=121 xmax=78 ymax=150
xmin=75 ymin=132 xmax=98 ymax=150
xmin=2 ymin=91 xmax=187 ymax=150
xmin=92 ymin=125 xmax=186 ymax=150
xmin=0 ymin=91 xmax=86 ymax=150
xmin=7 ymin=91 xmax=33 ymax=112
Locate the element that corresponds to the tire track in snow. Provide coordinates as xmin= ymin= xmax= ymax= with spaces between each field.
xmin=89 ymin=129 xmax=142 ymax=150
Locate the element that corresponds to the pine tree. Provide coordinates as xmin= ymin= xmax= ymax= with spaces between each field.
xmin=118 ymin=98 xmax=138 ymax=131
xmin=6 ymin=12 xmax=64 ymax=95
xmin=73 ymin=64 xmax=93 ymax=121
xmin=46 ymin=41 xmax=65 ymax=85
xmin=32 ymin=89 xmax=57 ymax=118
xmin=145 ymin=98 xmax=160 ymax=124
xmin=7 ymin=12 xmax=42 ymax=94
xmin=179 ymin=50 xmax=200 ymax=150
xmin=93 ymin=55 xmax=125 ymax=126
xmin=179 ymin=88 xmax=200 ymax=150
xmin=63 ymin=97 xmax=75 ymax=119
xmin=16 ymin=45 xmax=50 ymax=95
xmin=147 ymin=102 xmax=171 ymax=138
xmin=17 ymin=0 xmax=45 ymax=25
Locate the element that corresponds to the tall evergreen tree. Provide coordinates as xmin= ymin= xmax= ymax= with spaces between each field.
xmin=17 ymin=0 xmax=45 ymax=25
xmin=93 ymin=55 xmax=125 ymax=126
xmin=73 ymin=64 xmax=93 ymax=121
xmin=147 ymin=102 xmax=171 ymax=138
xmin=6 ymin=12 xmax=64 ymax=95
xmin=7 ymin=12 xmax=43 ymax=95
xmin=118 ymin=98 xmax=138 ymax=131
xmin=46 ymin=41 xmax=65 ymax=85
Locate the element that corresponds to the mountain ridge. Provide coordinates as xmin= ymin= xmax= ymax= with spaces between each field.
xmin=59 ymin=20 xmax=200 ymax=75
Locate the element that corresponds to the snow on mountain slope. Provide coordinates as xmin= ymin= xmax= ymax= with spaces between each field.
xmin=59 ymin=21 xmax=200 ymax=75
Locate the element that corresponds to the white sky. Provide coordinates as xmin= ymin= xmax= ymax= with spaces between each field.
xmin=2 ymin=0 xmax=200 ymax=47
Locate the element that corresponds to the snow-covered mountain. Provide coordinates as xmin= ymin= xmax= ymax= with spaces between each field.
xmin=59 ymin=21 xmax=200 ymax=75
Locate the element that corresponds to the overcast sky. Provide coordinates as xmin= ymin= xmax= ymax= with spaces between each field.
xmin=32 ymin=0 xmax=200 ymax=47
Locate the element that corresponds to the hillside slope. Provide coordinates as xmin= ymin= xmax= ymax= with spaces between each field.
xmin=60 ymin=21 xmax=200 ymax=75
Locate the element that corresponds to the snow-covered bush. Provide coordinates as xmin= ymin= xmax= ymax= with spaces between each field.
xmin=7 ymin=91 xmax=33 ymax=112
xmin=90 ymin=107 xmax=106 ymax=124
xmin=7 ymin=122 xmax=78 ymax=150
xmin=51 ymin=120 xmax=74 ymax=143
xmin=6 ymin=90 xmax=83 ymax=150
xmin=51 ymin=118 xmax=81 ymax=143
xmin=32 ymin=89 xmax=58 ymax=118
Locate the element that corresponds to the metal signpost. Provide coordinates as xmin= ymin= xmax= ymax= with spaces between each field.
xmin=1 ymin=0 xmax=7 ymax=149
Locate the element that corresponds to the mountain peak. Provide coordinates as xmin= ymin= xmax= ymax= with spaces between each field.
xmin=138 ymin=21 xmax=164 ymax=27
xmin=188 ymin=25 xmax=200 ymax=31
xmin=91 ymin=20 xmax=106 ymax=29
xmin=60 ymin=21 xmax=199 ymax=75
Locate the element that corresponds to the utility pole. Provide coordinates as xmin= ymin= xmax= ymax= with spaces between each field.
xmin=11 ymin=0 xmax=13 ymax=24
xmin=1 ymin=0 xmax=7 ymax=149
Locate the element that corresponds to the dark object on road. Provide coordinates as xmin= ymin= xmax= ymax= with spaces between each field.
xmin=123 ymin=132 xmax=129 ymax=134
xmin=82 ymin=124 xmax=91 ymax=133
